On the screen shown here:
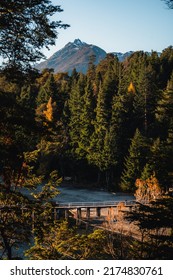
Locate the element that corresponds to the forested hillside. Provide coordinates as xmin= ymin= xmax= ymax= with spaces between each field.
xmin=1 ymin=0 xmax=173 ymax=261
xmin=1 ymin=49 xmax=173 ymax=192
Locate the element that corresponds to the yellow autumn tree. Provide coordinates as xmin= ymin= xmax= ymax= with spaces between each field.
xmin=135 ymin=174 xmax=162 ymax=203
xmin=43 ymin=97 xmax=54 ymax=122
xmin=128 ymin=81 xmax=136 ymax=94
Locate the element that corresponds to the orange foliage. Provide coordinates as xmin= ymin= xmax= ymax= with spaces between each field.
xmin=135 ymin=175 xmax=162 ymax=203
xmin=43 ymin=97 xmax=53 ymax=122
xmin=128 ymin=81 xmax=136 ymax=94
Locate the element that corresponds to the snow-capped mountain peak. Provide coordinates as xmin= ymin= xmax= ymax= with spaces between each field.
xmin=73 ymin=39 xmax=85 ymax=46
xmin=37 ymin=39 xmax=106 ymax=74
xmin=65 ymin=39 xmax=87 ymax=49
xmin=36 ymin=39 xmax=137 ymax=74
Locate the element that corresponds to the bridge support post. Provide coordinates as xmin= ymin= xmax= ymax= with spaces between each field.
xmin=65 ymin=209 xmax=69 ymax=220
xmin=108 ymin=207 xmax=114 ymax=222
xmin=96 ymin=207 xmax=101 ymax=217
xmin=86 ymin=207 xmax=90 ymax=219
xmin=57 ymin=209 xmax=60 ymax=219
xmin=116 ymin=202 xmax=125 ymax=220
xmin=76 ymin=208 xmax=82 ymax=225
xmin=53 ymin=208 xmax=57 ymax=221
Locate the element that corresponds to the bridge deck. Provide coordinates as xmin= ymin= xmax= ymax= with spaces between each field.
xmin=56 ymin=200 xmax=136 ymax=209
xmin=0 ymin=200 xmax=136 ymax=210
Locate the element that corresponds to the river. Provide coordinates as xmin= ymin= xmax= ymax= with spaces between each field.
xmin=56 ymin=185 xmax=135 ymax=203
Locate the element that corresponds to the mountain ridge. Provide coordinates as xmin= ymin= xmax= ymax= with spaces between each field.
xmin=36 ymin=39 xmax=134 ymax=74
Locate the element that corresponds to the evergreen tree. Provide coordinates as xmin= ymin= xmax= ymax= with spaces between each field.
xmin=87 ymin=84 xmax=108 ymax=176
xmin=133 ymin=64 xmax=158 ymax=135
xmin=159 ymin=46 xmax=173 ymax=88
xmin=36 ymin=73 xmax=57 ymax=106
xmin=108 ymin=94 xmax=128 ymax=183
xmin=140 ymin=163 xmax=154 ymax=180
xmin=71 ymin=68 xmax=79 ymax=82
xmin=96 ymin=53 xmax=119 ymax=79
xmin=0 ymin=191 xmax=31 ymax=259
xmin=149 ymin=139 xmax=169 ymax=188
xmin=117 ymin=67 xmax=136 ymax=142
xmin=35 ymin=73 xmax=64 ymax=126
xmin=18 ymin=84 xmax=37 ymax=112
xmin=76 ymin=79 xmax=95 ymax=159
xmin=68 ymin=73 xmax=86 ymax=159
xmin=145 ymin=136 xmax=173 ymax=191
xmin=126 ymin=197 xmax=173 ymax=259
xmin=86 ymin=55 xmax=96 ymax=83
xmin=166 ymin=127 xmax=173 ymax=189
xmin=26 ymin=221 xmax=109 ymax=260
xmin=121 ymin=129 xmax=148 ymax=192
xmin=54 ymin=72 xmax=71 ymax=120
xmin=102 ymin=66 xmax=119 ymax=122
xmin=156 ymin=71 xmax=173 ymax=138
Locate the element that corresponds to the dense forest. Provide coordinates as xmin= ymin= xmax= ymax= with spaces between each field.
xmin=2 ymin=49 xmax=173 ymax=191
xmin=0 ymin=0 xmax=173 ymax=260
xmin=1 ymin=49 xmax=173 ymax=259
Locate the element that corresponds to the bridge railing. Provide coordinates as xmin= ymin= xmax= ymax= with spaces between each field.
xmin=56 ymin=200 xmax=136 ymax=208
xmin=0 ymin=200 xmax=136 ymax=210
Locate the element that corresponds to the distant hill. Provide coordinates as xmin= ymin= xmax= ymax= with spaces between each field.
xmin=37 ymin=39 xmax=107 ymax=74
xmin=113 ymin=51 xmax=134 ymax=62
xmin=36 ymin=39 xmax=135 ymax=74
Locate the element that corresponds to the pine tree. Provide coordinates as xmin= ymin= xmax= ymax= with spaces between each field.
xmin=76 ymin=79 xmax=95 ymax=159
xmin=156 ymin=71 xmax=173 ymax=138
xmin=18 ymin=84 xmax=37 ymax=112
xmin=26 ymin=220 xmax=109 ymax=260
xmin=68 ymin=73 xmax=86 ymax=158
xmin=121 ymin=129 xmax=148 ymax=192
xmin=86 ymin=55 xmax=96 ymax=83
xmin=126 ymin=197 xmax=173 ymax=259
xmin=159 ymin=46 xmax=173 ymax=88
xmin=117 ymin=66 xmax=136 ymax=142
xmin=134 ymin=64 xmax=159 ymax=135
xmin=87 ymin=84 xmax=108 ymax=173
xmin=102 ymin=67 xmax=118 ymax=122
xmin=35 ymin=73 xmax=64 ymax=126
xmin=71 ymin=68 xmax=79 ymax=82
xmin=36 ymin=73 xmax=57 ymax=106
xmin=146 ymin=137 xmax=173 ymax=191
xmin=108 ymin=94 xmax=127 ymax=182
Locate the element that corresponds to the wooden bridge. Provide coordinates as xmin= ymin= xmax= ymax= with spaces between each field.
xmin=0 ymin=200 xmax=136 ymax=226
xmin=56 ymin=200 xmax=135 ymax=208
xmin=55 ymin=200 xmax=136 ymax=224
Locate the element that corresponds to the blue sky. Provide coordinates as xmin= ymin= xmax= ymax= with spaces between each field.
xmin=43 ymin=0 xmax=173 ymax=58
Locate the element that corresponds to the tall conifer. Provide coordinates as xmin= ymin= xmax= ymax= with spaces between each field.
xmin=121 ymin=129 xmax=148 ymax=191
xmin=68 ymin=73 xmax=86 ymax=158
